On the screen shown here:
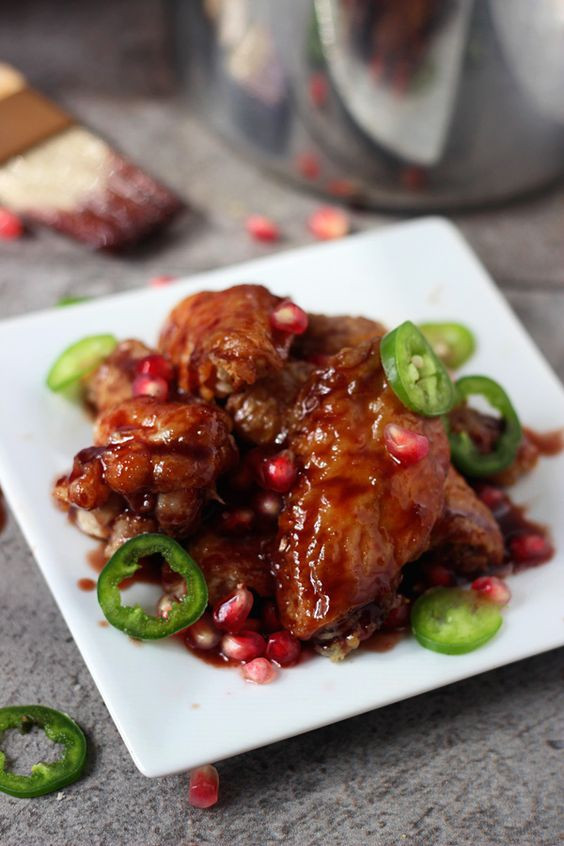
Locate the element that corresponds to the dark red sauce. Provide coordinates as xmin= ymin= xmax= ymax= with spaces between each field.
xmin=524 ymin=426 xmax=564 ymax=457
xmin=98 ymin=620 xmax=109 ymax=628
xmin=77 ymin=577 xmax=96 ymax=592
xmin=87 ymin=545 xmax=107 ymax=574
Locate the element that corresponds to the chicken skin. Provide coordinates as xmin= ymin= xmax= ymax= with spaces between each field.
xmin=85 ymin=338 xmax=156 ymax=414
xmin=188 ymin=530 xmax=275 ymax=605
xmin=293 ymin=314 xmax=386 ymax=361
xmin=273 ymin=341 xmax=451 ymax=643
xmin=158 ymin=284 xmax=293 ymax=399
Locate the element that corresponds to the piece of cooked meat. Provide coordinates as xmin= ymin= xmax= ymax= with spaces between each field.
xmin=273 ymin=341 xmax=451 ymax=642
xmin=56 ymin=397 xmax=237 ymax=537
xmin=226 ymin=360 xmax=314 ymax=446
xmin=188 ymin=530 xmax=275 ymax=605
xmin=104 ymin=512 xmax=158 ymax=559
xmin=293 ymin=313 xmax=386 ymax=361
xmin=422 ymin=466 xmax=504 ymax=575
xmin=85 ymin=339 xmax=155 ymax=413
xmin=158 ymin=284 xmax=293 ymax=399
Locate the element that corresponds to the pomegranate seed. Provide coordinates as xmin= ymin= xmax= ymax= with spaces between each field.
xmin=400 ymin=166 xmax=427 ymax=192
xmin=308 ymin=206 xmax=350 ymax=241
xmin=265 ymin=630 xmax=301 ymax=666
xmin=423 ymin=563 xmax=454 ymax=587
xmin=219 ymin=508 xmax=255 ymax=534
xmin=270 ymin=300 xmax=309 ymax=335
xmin=134 ymin=354 xmax=173 ymax=382
xmin=132 ymin=374 xmax=169 ymax=400
xmin=509 ymin=533 xmax=553 ymax=566
xmin=260 ymin=450 xmax=297 ymax=494
xmin=0 ymin=208 xmax=23 ymax=240
xmin=261 ymin=600 xmax=281 ymax=633
xmin=213 ymin=584 xmax=254 ymax=633
xmin=221 ymin=630 xmax=266 ymax=662
xmin=149 ymin=274 xmax=175 ymax=287
xmin=296 ymin=152 xmax=320 ymax=181
xmin=240 ymin=657 xmax=277 ymax=685
xmin=185 ymin=613 xmax=221 ymax=651
xmin=384 ymin=423 xmax=429 ymax=467
xmin=157 ymin=593 xmax=178 ymax=620
xmin=253 ymin=490 xmax=282 ymax=520
xmin=161 ymin=563 xmax=186 ymax=598
xmin=246 ymin=214 xmax=280 ymax=243
xmin=189 ymin=765 xmax=219 ymax=809
xmin=478 ymin=486 xmax=506 ymax=511
xmin=327 ymin=178 xmax=357 ymax=198
xmin=382 ymin=600 xmax=411 ymax=630
xmin=471 ymin=576 xmax=511 ymax=606
xmin=308 ymin=72 xmax=328 ymax=107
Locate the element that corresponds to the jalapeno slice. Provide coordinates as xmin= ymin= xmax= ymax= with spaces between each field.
xmin=97 ymin=533 xmax=208 ymax=639
xmin=46 ymin=334 xmax=117 ymax=392
xmin=56 ymin=295 xmax=91 ymax=307
xmin=380 ymin=321 xmax=455 ymax=416
xmin=448 ymin=375 xmax=522 ymax=477
xmin=419 ymin=322 xmax=476 ymax=369
xmin=0 ymin=705 xmax=86 ymax=798
xmin=411 ymin=587 xmax=503 ymax=655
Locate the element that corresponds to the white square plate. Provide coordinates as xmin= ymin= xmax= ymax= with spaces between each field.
xmin=0 ymin=218 xmax=563 ymax=778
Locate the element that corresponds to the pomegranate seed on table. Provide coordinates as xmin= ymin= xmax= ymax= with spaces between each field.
xmin=0 ymin=208 xmax=23 ymax=240
xmin=132 ymin=374 xmax=169 ymax=400
xmin=260 ymin=450 xmax=298 ymax=494
xmin=134 ymin=354 xmax=173 ymax=383
xmin=245 ymin=214 xmax=280 ymax=243
xmin=327 ymin=178 xmax=357 ymax=198
xmin=189 ymin=765 xmax=219 ymax=809
xmin=240 ymin=657 xmax=278 ymax=685
xmin=219 ymin=507 xmax=255 ymax=534
xmin=423 ymin=563 xmax=454 ymax=588
xmin=265 ymin=631 xmax=301 ymax=667
xmin=509 ymin=533 xmax=553 ymax=566
xmin=270 ymin=300 xmax=309 ymax=335
xmin=308 ymin=206 xmax=350 ymax=241
xmin=296 ymin=152 xmax=321 ymax=181
xmin=308 ymin=71 xmax=328 ymax=107
xmin=384 ymin=423 xmax=430 ymax=467
xmin=149 ymin=274 xmax=175 ymax=287
xmin=471 ymin=576 xmax=511 ymax=606
xmin=185 ymin=614 xmax=222 ymax=651
xmin=221 ymin=630 xmax=266 ymax=662
xmin=253 ymin=490 xmax=282 ymax=520
xmin=213 ymin=584 xmax=254 ymax=633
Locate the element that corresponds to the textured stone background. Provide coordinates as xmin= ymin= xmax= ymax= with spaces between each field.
xmin=0 ymin=2 xmax=563 ymax=844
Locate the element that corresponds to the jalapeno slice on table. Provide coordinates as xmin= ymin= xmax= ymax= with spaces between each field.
xmin=97 ymin=533 xmax=208 ymax=639
xmin=0 ymin=705 xmax=86 ymax=798
xmin=46 ymin=334 xmax=117 ymax=392
xmin=380 ymin=320 xmax=455 ymax=416
xmin=419 ymin=322 xmax=476 ymax=369
xmin=448 ymin=375 xmax=522 ymax=477
xmin=411 ymin=588 xmax=503 ymax=655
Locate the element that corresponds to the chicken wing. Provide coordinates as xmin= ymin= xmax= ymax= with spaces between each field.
xmin=85 ymin=338 xmax=155 ymax=414
xmin=188 ymin=530 xmax=275 ymax=605
xmin=293 ymin=313 xmax=386 ymax=361
xmin=158 ymin=284 xmax=292 ymax=399
xmin=273 ymin=341 xmax=451 ymax=644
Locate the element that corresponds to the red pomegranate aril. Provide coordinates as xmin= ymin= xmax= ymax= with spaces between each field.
xmin=135 ymin=354 xmax=173 ymax=383
xmin=384 ymin=423 xmax=429 ymax=467
xmin=308 ymin=71 xmax=328 ymax=107
xmin=132 ymin=374 xmax=169 ymax=401
xmin=471 ymin=576 xmax=511 ymax=607
xmin=149 ymin=274 xmax=175 ymax=287
xmin=185 ymin=613 xmax=222 ymax=651
xmin=478 ymin=486 xmax=506 ymax=511
xmin=240 ymin=657 xmax=277 ymax=685
xmin=261 ymin=600 xmax=281 ymax=633
xmin=509 ymin=533 xmax=553 ymax=566
xmin=261 ymin=451 xmax=297 ymax=494
xmin=296 ymin=152 xmax=321 ymax=181
xmin=423 ymin=563 xmax=454 ymax=588
xmin=265 ymin=630 xmax=301 ymax=667
xmin=221 ymin=630 xmax=266 ymax=662
xmin=382 ymin=600 xmax=411 ymax=630
xmin=189 ymin=764 xmax=219 ymax=809
xmin=219 ymin=507 xmax=255 ymax=534
xmin=213 ymin=584 xmax=254 ymax=633
xmin=253 ymin=490 xmax=282 ymax=520
xmin=308 ymin=206 xmax=350 ymax=241
xmin=0 ymin=208 xmax=23 ymax=240
xmin=246 ymin=214 xmax=280 ymax=243
xmin=270 ymin=300 xmax=309 ymax=335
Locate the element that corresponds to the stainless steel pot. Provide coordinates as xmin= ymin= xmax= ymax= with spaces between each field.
xmin=171 ymin=0 xmax=564 ymax=210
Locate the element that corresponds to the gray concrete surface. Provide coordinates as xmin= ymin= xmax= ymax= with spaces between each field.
xmin=0 ymin=3 xmax=563 ymax=844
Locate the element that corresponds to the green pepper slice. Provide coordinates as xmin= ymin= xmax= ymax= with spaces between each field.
xmin=0 ymin=705 xmax=86 ymax=798
xmin=46 ymin=334 xmax=117 ymax=392
xmin=56 ymin=295 xmax=91 ymax=307
xmin=97 ymin=533 xmax=208 ymax=639
xmin=411 ymin=587 xmax=503 ymax=655
xmin=448 ymin=375 xmax=522 ymax=477
xmin=419 ymin=322 xmax=476 ymax=369
xmin=380 ymin=320 xmax=455 ymax=416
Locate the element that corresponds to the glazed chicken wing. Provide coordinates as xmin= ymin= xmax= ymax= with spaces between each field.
xmin=85 ymin=338 xmax=155 ymax=414
xmin=158 ymin=284 xmax=292 ymax=399
xmin=273 ymin=341 xmax=451 ymax=645
xmin=188 ymin=530 xmax=275 ymax=605
xmin=293 ymin=313 xmax=386 ymax=361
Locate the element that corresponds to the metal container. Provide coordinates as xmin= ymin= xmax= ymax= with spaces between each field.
xmin=171 ymin=0 xmax=564 ymax=210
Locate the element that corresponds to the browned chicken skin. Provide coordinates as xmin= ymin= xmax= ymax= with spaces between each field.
xmin=293 ymin=313 xmax=386 ymax=361
xmin=85 ymin=339 xmax=155 ymax=413
xmin=273 ymin=341 xmax=451 ymax=642
xmin=158 ymin=284 xmax=292 ymax=399
xmin=188 ymin=530 xmax=275 ymax=605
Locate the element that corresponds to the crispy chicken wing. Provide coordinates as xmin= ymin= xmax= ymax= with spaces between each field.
xmin=293 ymin=313 xmax=386 ymax=361
xmin=85 ymin=339 xmax=155 ymax=413
xmin=158 ymin=284 xmax=292 ymax=399
xmin=188 ymin=530 xmax=275 ymax=604
xmin=273 ymin=341 xmax=450 ymax=643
